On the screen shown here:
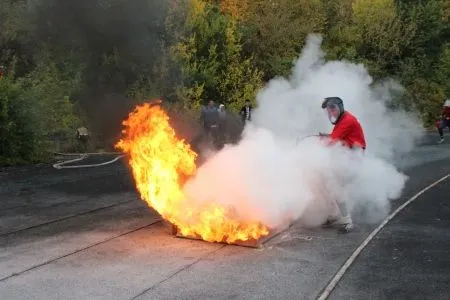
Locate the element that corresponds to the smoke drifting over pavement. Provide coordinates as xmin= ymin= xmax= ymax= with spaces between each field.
xmin=183 ymin=34 xmax=424 ymax=230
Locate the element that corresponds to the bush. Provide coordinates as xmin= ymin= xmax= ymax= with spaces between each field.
xmin=0 ymin=76 xmax=44 ymax=165
xmin=0 ymin=59 xmax=82 ymax=165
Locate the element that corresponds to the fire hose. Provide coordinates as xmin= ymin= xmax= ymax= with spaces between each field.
xmin=296 ymin=134 xmax=322 ymax=144
xmin=52 ymin=152 xmax=125 ymax=170
xmin=52 ymin=131 xmax=321 ymax=169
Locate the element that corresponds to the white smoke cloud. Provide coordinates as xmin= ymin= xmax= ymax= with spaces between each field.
xmin=183 ymin=34 xmax=424 ymax=230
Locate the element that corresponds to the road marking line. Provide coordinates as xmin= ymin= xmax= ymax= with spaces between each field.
xmin=316 ymin=173 xmax=450 ymax=300
xmin=0 ymin=199 xmax=135 ymax=237
xmin=0 ymin=220 xmax=162 ymax=282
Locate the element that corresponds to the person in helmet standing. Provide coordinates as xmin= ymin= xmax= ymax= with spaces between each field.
xmin=319 ymin=97 xmax=366 ymax=233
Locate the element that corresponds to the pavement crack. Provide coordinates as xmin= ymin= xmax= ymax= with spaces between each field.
xmin=0 ymin=220 xmax=162 ymax=283
xmin=0 ymin=199 xmax=136 ymax=237
xmin=130 ymin=244 xmax=227 ymax=300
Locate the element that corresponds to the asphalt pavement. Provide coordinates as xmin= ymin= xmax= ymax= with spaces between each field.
xmin=0 ymin=132 xmax=449 ymax=300
xmin=330 ymin=179 xmax=450 ymax=300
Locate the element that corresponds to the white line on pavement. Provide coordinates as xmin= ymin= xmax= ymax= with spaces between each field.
xmin=317 ymin=173 xmax=450 ymax=300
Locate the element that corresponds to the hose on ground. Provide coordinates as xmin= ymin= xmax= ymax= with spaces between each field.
xmin=52 ymin=134 xmax=320 ymax=169
xmin=52 ymin=153 xmax=126 ymax=169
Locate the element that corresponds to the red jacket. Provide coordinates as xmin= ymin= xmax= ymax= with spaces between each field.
xmin=442 ymin=107 xmax=450 ymax=120
xmin=329 ymin=111 xmax=366 ymax=149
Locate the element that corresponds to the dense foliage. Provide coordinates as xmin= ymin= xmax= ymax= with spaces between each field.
xmin=0 ymin=0 xmax=448 ymax=164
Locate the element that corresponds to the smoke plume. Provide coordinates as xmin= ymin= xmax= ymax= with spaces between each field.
xmin=183 ymin=34 xmax=424 ymax=229
xmin=25 ymin=0 xmax=169 ymax=141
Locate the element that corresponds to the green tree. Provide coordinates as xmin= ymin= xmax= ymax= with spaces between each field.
xmin=0 ymin=72 xmax=43 ymax=165
xmin=352 ymin=0 xmax=416 ymax=76
xmin=2 ymin=0 xmax=450 ymax=164
xmin=396 ymin=0 xmax=447 ymax=123
xmin=23 ymin=55 xmax=83 ymax=141
xmin=243 ymin=0 xmax=327 ymax=79
xmin=325 ymin=0 xmax=415 ymax=78
xmin=407 ymin=78 xmax=445 ymax=127
xmin=322 ymin=0 xmax=360 ymax=61
xmin=396 ymin=0 xmax=445 ymax=79
xmin=172 ymin=0 xmax=263 ymax=110
xmin=435 ymin=44 xmax=450 ymax=96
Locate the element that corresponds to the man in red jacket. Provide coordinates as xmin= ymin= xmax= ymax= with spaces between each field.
xmin=319 ymin=97 xmax=366 ymax=233
xmin=437 ymin=99 xmax=450 ymax=144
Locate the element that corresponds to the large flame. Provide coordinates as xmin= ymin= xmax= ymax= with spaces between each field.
xmin=116 ymin=101 xmax=269 ymax=243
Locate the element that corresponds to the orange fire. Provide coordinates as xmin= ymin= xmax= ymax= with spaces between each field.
xmin=116 ymin=101 xmax=269 ymax=243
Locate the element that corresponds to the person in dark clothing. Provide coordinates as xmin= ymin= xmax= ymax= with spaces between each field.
xmin=76 ymin=127 xmax=90 ymax=152
xmin=240 ymin=100 xmax=252 ymax=124
xmin=217 ymin=104 xmax=227 ymax=148
xmin=437 ymin=99 xmax=450 ymax=144
xmin=200 ymin=100 xmax=221 ymax=149
xmin=0 ymin=65 xmax=5 ymax=79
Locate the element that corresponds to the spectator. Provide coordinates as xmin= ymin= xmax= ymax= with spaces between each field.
xmin=0 ymin=65 xmax=5 ymax=79
xmin=200 ymin=100 xmax=221 ymax=149
xmin=76 ymin=127 xmax=90 ymax=152
xmin=218 ymin=104 xmax=226 ymax=119
xmin=437 ymin=99 xmax=450 ymax=144
xmin=240 ymin=100 xmax=252 ymax=124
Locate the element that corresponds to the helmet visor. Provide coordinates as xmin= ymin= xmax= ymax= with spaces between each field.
xmin=323 ymin=103 xmax=341 ymax=123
